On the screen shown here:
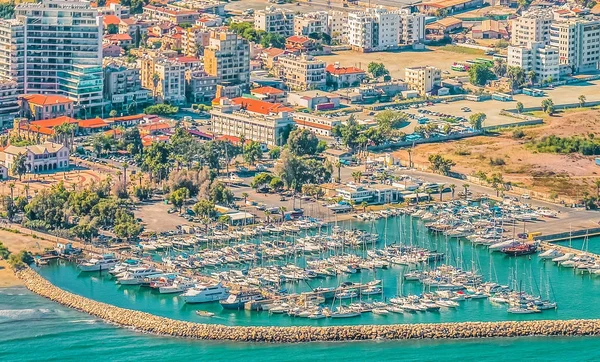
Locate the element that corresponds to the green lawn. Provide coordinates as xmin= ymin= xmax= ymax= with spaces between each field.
xmin=433 ymin=45 xmax=486 ymax=56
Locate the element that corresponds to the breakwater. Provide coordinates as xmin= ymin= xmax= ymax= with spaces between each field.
xmin=16 ymin=268 xmax=600 ymax=342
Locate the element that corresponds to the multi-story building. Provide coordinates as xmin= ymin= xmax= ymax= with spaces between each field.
xmin=511 ymin=8 xmax=553 ymax=46
xmin=3 ymin=142 xmax=69 ymax=173
xmin=276 ymin=54 xmax=326 ymax=91
xmin=327 ymin=11 xmax=348 ymax=44
xmin=103 ymin=62 xmax=151 ymax=111
xmin=404 ymin=66 xmax=441 ymax=95
xmin=210 ymin=97 xmax=295 ymax=146
xmin=293 ymin=113 xmax=341 ymax=137
xmin=20 ymin=94 xmax=74 ymax=121
xmin=254 ymin=7 xmax=294 ymax=37
xmin=294 ymin=12 xmax=327 ymax=36
xmin=185 ymin=68 xmax=217 ymax=103
xmin=154 ymin=58 xmax=186 ymax=105
xmin=326 ymin=63 xmax=367 ymax=88
xmin=7 ymin=0 xmax=104 ymax=113
xmin=348 ymin=7 xmax=424 ymax=52
xmin=182 ymin=26 xmax=210 ymax=57
xmin=143 ymin=5 xmax=200 ymax=25
xmin=0 ymin=80 xmax=19 ymax=129
xmin=550 ymin=19 xmax=600 ymax=73
xmin=508 ymin=42 xmax=559 ymax=82
xmin=204 ymin=31 xmax=250 ymax=91
xmin=0 ymin=19 xmax=24 ymax=93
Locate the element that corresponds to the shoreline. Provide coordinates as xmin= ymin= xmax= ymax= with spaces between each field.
xmin=15 ymin=267 xmax=600 ymax=342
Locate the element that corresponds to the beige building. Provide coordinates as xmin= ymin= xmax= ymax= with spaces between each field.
xmin=0 ymin=19 xmax=24 ymax=93
xmin=210 ymin=97 xmax=295 ymax=146
xmin=254 ymin=7 xmax=294 ymax=37
xmin=276 ymin=54 xmax=326 ymax=91
xmin=182 ymin=26 xmax=210 ymax=57
xmin=143 ymin=5 xmax=200 ymax=25
xmin=204 ymin=31 xmax=250 ymax=91
xmin=186 ymin=68 xmax=217 ymax=103
xmin=404 ymin=66 xmax=441 ymax=95
xmin=294 ymin=12 xmax=327 ymax=36
xmin=103 ymin=61 xmax=151 ymax=110
xmin=511 ymin=8 xmax=553 ymax=46
xmin=550 ymin=19 xmax=600 ymax=73
xmin=154 ymin=59 xmax=186 ymax=105
xmin=293 ymin=113 xmax=341 ymax=137
xmin=0 ymin=80 xmax=18 ymax=129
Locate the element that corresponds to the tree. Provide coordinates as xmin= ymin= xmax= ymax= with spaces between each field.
xmin=127 ymin=101 xmax=137 ymax=116
xmin=462 ymin=184 xmax=470 ymax=200
xmin=439 ymin=184 xmax=445 ymax=201
xmin=109 ymin=110 xmax=118 ymax=118
xmin=541 ymin=98 xmax=554 ymax=115
xmin=0 ymin=242 xmax=9 ymax=260
xmin=210 ymin=182 xmax=234 ymax=205
xmin=579 ymin=94 xmax=586 ymax=108
xmin=595 ymin=180 xmax=600 ymax=199
xmin=107 ymin=24 xmax=118 ymax=34
xmin=468 ymin=63 xmax=494 ymax=86
xmin=527 ymin=70 xmax=537 ymax=86
xmin=193 ymin=199 xmax=216 ymax=219
xmin=367 ymin=62 xmax=389 ymax=78
xmin=169 ymin=187 xmax=189 ymax=212
xmin=243 ymin=141 xmax=262 ymax=165
xmin=241 ymin=192 xmax=249 ymax=205
xmin=11 ymin=152 xmax=27 ymax=181
xmin=351 ymin=171 xmax=363 ymax=183
xmin=469 ymin=113 xmax=487 ymax=131
xmin=516 ymin=101 xmax=524 ymax=114
xmin=493 ymin=58 xmax=506 ymax=78
xmin=218 ymin=214 xmax=231 ymax=228
xmin=260 ymin=32 xmax=285 ymax=48
xmin=269 ymin=147 xmax=281 ymax=160
xmin=507 ymin=66 xmax=526 ymax=92
xmin=287 ymin=129 xmax=318 ymax=156
xmin=73 ymin=218 xmax=99 ymax=243
xmin=375 ymin=110 xmax=408 ymax=129
xmin=269 ymin=177 xmax=284 ymax=192
xmin=449 ymin=184 xmax=456 ymax=199
xmin=143 ymin=104 xmax=178 ymax=115
xmin=428 ymin=154 xmax=455 ymax=175
xmin=152 ymin=73 xmax=160 ymax=101
xmin=251 ymin=172 xmax=273 ymax=191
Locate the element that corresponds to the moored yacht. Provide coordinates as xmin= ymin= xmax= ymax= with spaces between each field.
xmin=181 ymin=283 xmax=229 ymax=303
xmin=78 ymin=254 xmax=118 ymax=272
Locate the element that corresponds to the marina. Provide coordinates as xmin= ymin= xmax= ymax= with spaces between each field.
xmin=33 ymin=198 xmax=600 ymax=326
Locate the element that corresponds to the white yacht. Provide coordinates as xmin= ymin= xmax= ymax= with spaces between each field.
xmin=158 ymin=277 xmax=196 ymax=294
xmin=117 ymin=267 xmax=163 ymax=285
xmin=78 ymin=254 xmax=118 ymax=272
xmin=538 ymin=249 xmax=563 ymax=260
xmin=181 ymin=283 xmax=229 ymax=303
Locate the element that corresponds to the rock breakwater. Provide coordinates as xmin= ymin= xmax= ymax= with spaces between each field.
xmin=16 ymin=268 xmax=600 ymax=342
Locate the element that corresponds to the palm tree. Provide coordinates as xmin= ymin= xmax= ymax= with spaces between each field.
xmin=361 ymin=201 xmax=368 ymax=212
xmin=218 ymin=214 xmax=231 ymax=229
xmin=449 ymin=184 xmax=456 ymax=199
xmin=334 ymin=161 xmax=341 ymax=183
xmin=527 ymin=70 xmax=537 ymax=86
xmin=263 ymin=210 xmax=271 ymax=223
xmin=595 ymin=180 xmax=600 ymax=199
xmin=351 ymin=171 xmax=362 ymax=183
xmin=116 ymin=170 xmax=122 ymax=181
xmin=439 ymin=184 xmax=445 ymax=201
xmin=122 ymin=163 xmax=129 ymax=193
xmin=152 ymin=73 xmax=160 ymax=102
xmin=241 ymin=192 xmax=249 ymax=205
xmin=407 ymin=149 xmax=413 ymax=168
xmin=579 ymin=94 xmax=586 ymax=108
xmin=278 ymin=206 xmax=287 ymax=223
xmin=462 ymin=184 xmax=470 ymax=200
xmin=24 ymin=184 xmax=30 ymax=199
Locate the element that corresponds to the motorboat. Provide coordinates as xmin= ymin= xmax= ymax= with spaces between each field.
xmin=78 ymin=254 xmax=118 ymax=272
xmin=538 ymin=249 xmax=563 ymax=260
xmin=181 ymin=283 xmax=229 ymax=303
xmin=195 ymin=310 xmax=215 ymax=317
xmin=158 ymin=277 xmax=196 ymax=294
xmin=220 ymin=291 xmax=264 ymax=310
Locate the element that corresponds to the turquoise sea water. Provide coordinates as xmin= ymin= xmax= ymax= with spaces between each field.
xmin=4 ymin=215 xmax=600 ymax=360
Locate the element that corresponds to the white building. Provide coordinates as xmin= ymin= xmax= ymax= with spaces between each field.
xmin=3 ymin=142 xmax=69 ymax=173
xmin=210 ymin=98 xmax=295 ymax=146
xmin=276 ymin=54 xmax=326 ymax=91
xmin=508 ymin=42 xmax=559 ymax=83
xmin=549 ymin=19 xmax=600 ymax=73
xmin=511 ymin=8 xmax=553 ymax=46
xmin=404 ymin=66 xmax=441 ymax=95
xmin=348 ymin=7 xmax=424 ymax=52
xmin=0 ymin=19 xmax=24 ymax=93
xmin=154 ymin=58 xmax=187 ymax=105
xmin=294 ymin=12 xmax=327 ymax=36
xmin=9 ymin=0 xmax=104 ymax=112
xmin=293 ymin=113 xmax=341 ymax=137
xmin=254 ymin=7 xmax=294 ymax=37
xmin=327 ymin=11 xmax=348 ymax=43
xmin=336 ymin=183 xmax=400 ymax=204
xmin=0 ymin=80 xmax=19 ymax=129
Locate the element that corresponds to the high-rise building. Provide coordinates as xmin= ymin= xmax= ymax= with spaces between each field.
xmin=294 ymin=12 xmax=327 ymax=36
xmin=327 ymin=11 xmax=348 ymax=44
xmin=1 ymin=0 xmax=104 ymax=113
xmin=511 ymin=8 xmax=553 ymax=46
xmin=0 ymin=20 xmax=24 ymax=93
xmin=0 ymin=80 xmax=19 ymax=128
xmin=203 ymin=31 xmax=250 ymax=91
xmin=550 ymin=19 xmax=600 ymax=74
xmin=254 ymin=7 xmax=294 ymax=37
xmin=103 ymin=61 xmax=151 ymax=110
xmin=508 ymin=42 xmax=559 ymax=82
xmin=348 ymin=7 xmax=424 ymax=52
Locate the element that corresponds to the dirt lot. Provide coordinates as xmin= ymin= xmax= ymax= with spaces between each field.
xmin=397 ymin=108 xmax=600 ymax=198
xmin=317 ymin=47 xmax=486 ymax=79
xmin=0 ymin=228 xmax=55 ymax=287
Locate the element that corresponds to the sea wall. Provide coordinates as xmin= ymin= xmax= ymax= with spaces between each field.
xmin=16 ymin=268 xmax=600 ymax=342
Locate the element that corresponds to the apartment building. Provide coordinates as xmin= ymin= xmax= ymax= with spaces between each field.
xmin=6 ymin=1 xmax=104 ymax=113
xmin=293 ymin=113 xmax=341 ymax=137
xmin=204 ymin=31 xmax=250 ymax=91
xmin=185 ymin=68 xmax=217 ymax=103
xmin=0 ymin=80 xmax=18 ymax=129
xmin=154 ymin=59 xmax=186 ymax=105
xmin=143 ymin=5 xmax=200 ymax=25
xmin=103 ymin=62 xmax=151 ymax=110
xmin=254 ymin=7 xmax=294 ymax=37
xmin=511 ymin=8 xmax=553 ymax=46
xmin=182 ymin=26 xmax=211 ymax=57
xmin=0 ymin=19 xmax=24 ymax=93
xmin=404 ymin=66 xmax=441 ymax=95
xmin=294 ymin=12 xmax=327 ymax=36
xmin=550 ymin=19 xmax=600 ymax=73
xmin=508 ymin=42 xmax=559 ymax=82
xmin=276 ymin=54 xmax=326 ymax=91
xmin=327 ymin=11 xmax=348 ymax=44
xmin=210 ymin=97 xmax=295 ymax=146
xmin=348 ymin=7 xmax=424 ymax=52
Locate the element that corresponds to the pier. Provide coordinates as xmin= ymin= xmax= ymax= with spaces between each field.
xmin=15 ymin=268 xmax=600 ymax=342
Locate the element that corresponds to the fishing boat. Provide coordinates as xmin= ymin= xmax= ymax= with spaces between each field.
xmin=501 ymin=243 xmax=537 ymax=256
xmin=181 ymin=283 xmax=229 ymax=303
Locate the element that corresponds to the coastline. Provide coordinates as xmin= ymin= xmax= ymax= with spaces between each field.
xmin=0 ymin=261 xmax=23 ymax=288
xmin=15 ymin=267 xmax=600 ymax=342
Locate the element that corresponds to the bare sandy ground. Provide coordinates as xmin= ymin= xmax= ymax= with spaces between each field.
xmin=401 ymin=108 xmax=600 ymax=197
xmin=0 ymin=228 xmax=56 ymax=287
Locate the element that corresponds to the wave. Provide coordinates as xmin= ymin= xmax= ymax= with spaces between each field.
xmin=69 ymin=319 xmax=98 ymax=325
xmin=0 ymin=308 xmax=53 ymax=320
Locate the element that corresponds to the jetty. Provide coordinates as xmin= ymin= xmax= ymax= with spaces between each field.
xmin=16 ymin=268 xmax=600 ymax=342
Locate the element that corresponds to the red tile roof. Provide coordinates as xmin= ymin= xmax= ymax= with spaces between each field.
xmin=30 ymin=116 xmax=78 ymax=128
xmin=294 ymin=119 xmax=332 ymax=131
xmin=231 ymin=97 xmax=293 ymax=115
xmin=19 ymin=124 xmax=55 ymax=136
xmin=251 ymin=86 xmax=285 ymax=95
xmin=262 ymin=47 xmax=286 ymax=58
xmin=287 ymin=35 xmax=311 ymax=44
xmin=326 ymin=64 xmax=366 ymax=75
xmin=22 ymin=94 xmax=73 ymax=106
xmin=174 ymin=56 xmax=200 ymax=63
xmin=78 ymin=117 xmax=109 ymax=128
xmin=106 ymin=114 xmax=144 ymax=122
xmin=140 ymin=122 xmax=172 ymax=132
xmin=105 ymin=33 xmax=132 ymax=41
xmin=103 ymin=15 xmax=121 ymax=26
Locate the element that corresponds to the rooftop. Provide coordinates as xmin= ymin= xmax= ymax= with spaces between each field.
xmin=231 ymin=97 xmax=293 ymax=115
xmin=250 ymin=86 xmax=285 ymax=95
xmin=326 ymin=64 xmax=366 ymax=75
xmin=21 ymin=94 xmax=73 ymax=106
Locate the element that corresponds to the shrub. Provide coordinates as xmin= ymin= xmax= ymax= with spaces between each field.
xmin=489 ymin=157 xmax=506 ymax=166
xmin=512 ymin=129 xmax=526 ymax=139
